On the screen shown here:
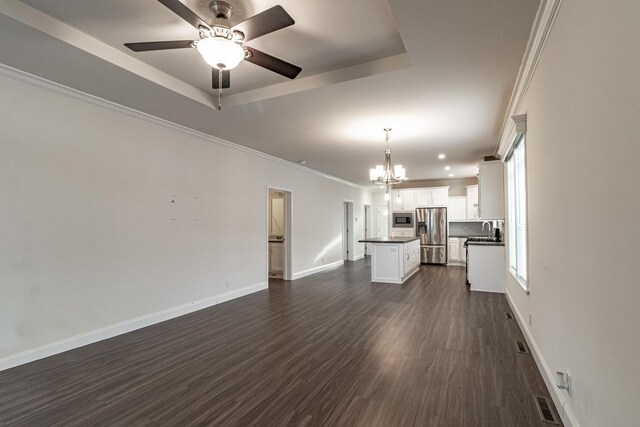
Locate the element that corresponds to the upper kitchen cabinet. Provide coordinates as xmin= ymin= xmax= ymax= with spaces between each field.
xmin=478 ymin=161 xmax=505 ymax=219
xmin=392 ymin=189 xmax=416 ymax=211
xmin=448 ymin=196 xmax=467 ymax=220
xmin=466 ymin=185 xmax=479 ymax=219
xmin=416 ymin=187 xmax=449 ymax=207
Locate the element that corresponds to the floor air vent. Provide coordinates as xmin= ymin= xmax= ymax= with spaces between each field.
xmin=505 ymin=312 xmax=513 ymax=319
xmin=516 ymin=340 xmax=530 ymax=354
xmin=534 ymin=395 xmax=560 ymax=424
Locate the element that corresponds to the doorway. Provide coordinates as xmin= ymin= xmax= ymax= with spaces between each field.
xmin=268 ymin=188 xmax=292 ymax=282
xmin=376 ymin=204 xmax=389 ymax=237
xmin=343 ymin=201 xmax=354 ymax=261
xmin=364 ymin=204 xmax=371 ymax=256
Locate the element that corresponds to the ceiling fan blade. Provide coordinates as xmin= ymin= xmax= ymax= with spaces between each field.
xmin=124 ymin=40 xmax=194 ymax=52
xmin=231 ymin=5 xmax=294 ymax=42
xmin=157 ymin=0 xmax=210 ymax=30
xmin=244 ymin=47 xmax=301 ymax=79
xmin=212 ymin=68 xmax=231 ymax=89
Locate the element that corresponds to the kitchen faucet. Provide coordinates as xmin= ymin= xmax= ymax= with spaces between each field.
xmin=482 ymin=221 xmax=493 ymax=236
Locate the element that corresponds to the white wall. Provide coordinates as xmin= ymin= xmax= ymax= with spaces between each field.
xmin=504 ymin=1 xmax=640 ymax=426
xmin=0 ymin=71 xmax=372 ymax=367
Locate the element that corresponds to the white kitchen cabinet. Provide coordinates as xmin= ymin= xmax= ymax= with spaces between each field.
xmin=431 ymin=188 xmax=449 ymax=206
xmin=448 ymin=238 xmax=460 ymax=262
xmin=448 ymin=196 xmax=467 ymax=220
xmin=391 ymin=193 xmax=402 ymax=211
xmin=392 ymin=189 xmax=416 ymax=211
xmin=402 ymin=190 xmax=416 ymax=211
xmin=468 ymin=244 xmax=505 ymax=293
xmin=466 ymin=185 xmax=479 ymax=219
xmin=416 ymin=187 xmax=449 ymax=207
xmin=448 ymin=237 xmax=467 ymax=264
xmin=403 ymin=239 xmax=421 ymax=276
xmin=478 ymin=161 xmax=505 ymax=219
xmin=269 ymin=242 xmax=284 ymax=276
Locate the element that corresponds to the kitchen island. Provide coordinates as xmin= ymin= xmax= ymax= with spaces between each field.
xmin=359 ymin=237 xmax=420 ymax=284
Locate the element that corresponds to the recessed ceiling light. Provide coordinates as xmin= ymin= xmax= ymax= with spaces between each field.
xmin=438 ymin=154 xmax=446 ymax=159
xmin=297 ymin=160 xmax=306 ymax=165
xmin=449 ymin=173 xmax=454 ymax=177
xmin=444 ymin=166 xmax=451 ymax=171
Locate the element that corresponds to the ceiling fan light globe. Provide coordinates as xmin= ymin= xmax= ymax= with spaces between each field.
xmin=197 ymin=37 xmax=244 ymax=70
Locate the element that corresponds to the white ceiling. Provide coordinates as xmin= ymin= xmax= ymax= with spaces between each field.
xmin=0 ymin=0 xmax=539 ymax=187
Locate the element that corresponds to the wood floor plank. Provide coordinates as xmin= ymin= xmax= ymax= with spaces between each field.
xmin=0 ymin=259 xmax=561 ymax=426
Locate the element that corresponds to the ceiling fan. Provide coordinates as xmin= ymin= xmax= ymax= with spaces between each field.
xmin=124 ymin=0 xmax=302 ymax=110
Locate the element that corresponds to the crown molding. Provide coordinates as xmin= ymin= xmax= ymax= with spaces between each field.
xmin=496 ymin=0 xmax=563 ymax=158
xmin=0 ymin=62 xmax=368 ymax=190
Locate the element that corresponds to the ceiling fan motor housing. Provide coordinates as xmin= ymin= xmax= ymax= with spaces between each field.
xmin=209 ymin=1 xmax=233 ymax=20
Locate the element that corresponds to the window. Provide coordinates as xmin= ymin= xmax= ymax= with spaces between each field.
xmin=506 ymin=136 xmax=528 ymax=289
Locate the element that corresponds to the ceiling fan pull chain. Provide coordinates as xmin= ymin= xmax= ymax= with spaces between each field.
xmin=218 ymin=66 xmax=223 ymax=111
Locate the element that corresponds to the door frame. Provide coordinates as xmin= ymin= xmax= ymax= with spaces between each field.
xmin=267 ymin=186 xmax=292 ymax=281
xmin=364 ymin=204 xmax=372 ymax=256
xmin=342 ymin=200 xmax=354 ymax=261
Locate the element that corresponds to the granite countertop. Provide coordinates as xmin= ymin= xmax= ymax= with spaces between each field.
xmin=359 ymin=237 xmax=419 ymax=244
xmin=465 ymin=241 xmax=505 ymax=246
xmin=450 ymin=235 xmax=497 ymax=238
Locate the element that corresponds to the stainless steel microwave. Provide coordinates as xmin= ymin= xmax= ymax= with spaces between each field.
xmin=392 ymin=212 xmax=414 ymax=228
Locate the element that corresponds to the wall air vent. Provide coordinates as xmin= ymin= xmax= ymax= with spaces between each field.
xmin=516 ymin=340 xmax=530 ymax=354
xmin=505 ymin=312 xmax=513 ymax=319
xmin=534 ymin=395 xmax=560 ymax=424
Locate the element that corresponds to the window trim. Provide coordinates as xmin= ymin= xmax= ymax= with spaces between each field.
xmin=505 ymin=115 xmax=529 ymax=293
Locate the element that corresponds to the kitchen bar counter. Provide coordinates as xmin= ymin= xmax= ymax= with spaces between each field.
xmin=358 ymin=237 xmax=420 ymax=284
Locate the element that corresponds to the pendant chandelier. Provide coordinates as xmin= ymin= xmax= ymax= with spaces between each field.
xmin=369 ymin=128 xmax=407 ymax=185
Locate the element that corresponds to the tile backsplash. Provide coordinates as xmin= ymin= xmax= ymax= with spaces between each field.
xmin=449 ymin=221 xmax=504 ymax=237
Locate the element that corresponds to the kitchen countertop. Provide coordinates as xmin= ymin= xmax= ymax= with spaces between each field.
xmin=359 ymin=237 xmax=419 ymax=244
xmin=450 ymin=234 xmax=502 ymax=238
xmin=268 ymin=240 xmax=284 ymax=243
xmin=465 ymin=241 xmax=505 ymax=246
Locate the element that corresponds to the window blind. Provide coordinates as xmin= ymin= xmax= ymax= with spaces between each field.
xmin=506 ymin=136 xmax=527 ymax=288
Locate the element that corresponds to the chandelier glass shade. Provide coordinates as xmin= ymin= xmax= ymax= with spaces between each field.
xmin=197 ymin=37 xmax=245 ymax=70
xmin=369 ymin=128 xmax=407 ymax=185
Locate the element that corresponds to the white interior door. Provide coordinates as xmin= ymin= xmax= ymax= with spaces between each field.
xmin=376 ymin=205 xmax=389 ymax=237
xmin=364 ymin=205 xmax=372 ymax=256
xmin=343 ymin=201 xmax=354 ymax=261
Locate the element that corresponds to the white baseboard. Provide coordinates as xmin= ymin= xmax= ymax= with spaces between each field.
xmin=505 ymin=291 xmax=579 ymax=427
xmin=0 ymin=281 xmax=267 ymax=372
xmin=292 ymin=260 xmax=344 ymax=280
xmin=353 ymin=254 xmax=365 ymax=261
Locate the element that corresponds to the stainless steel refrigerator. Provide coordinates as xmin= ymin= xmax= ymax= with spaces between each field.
xmin=415 ymin=207 xmax=447 ymax=264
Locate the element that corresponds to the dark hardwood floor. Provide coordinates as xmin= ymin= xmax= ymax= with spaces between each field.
xmin=0 ymin=260 xmax=560 ymax=426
